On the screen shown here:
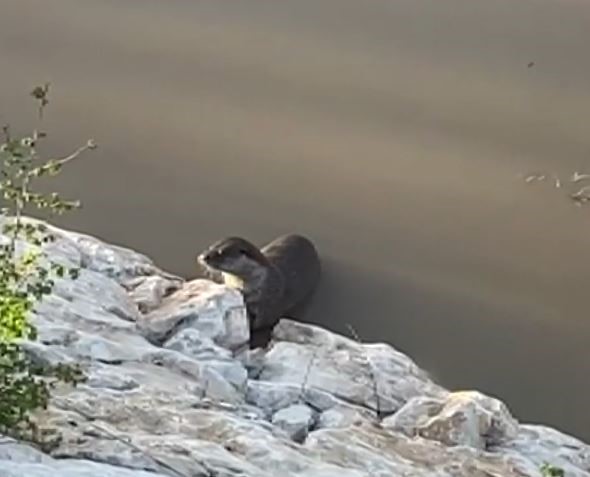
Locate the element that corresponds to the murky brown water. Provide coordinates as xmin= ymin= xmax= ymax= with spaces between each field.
xmin=2 ymin=0 xmax=590 ymax=440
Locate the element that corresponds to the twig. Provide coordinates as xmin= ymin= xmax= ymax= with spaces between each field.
xmin=524 ymin=174 xmax=546 ymax=183
xmin=571 ymin=172 xmax=590 ymax=183
xmin=299 ymin=346 xmax=318 ymax=402
xmin=2 ymin=124 xmax=10 ymax=142
xmin=571 ymin=185 xmax=590 ymax=205
xmin=30 ymin=83 xmax=50 ymax=121
xmin=52 ymin=140 xmax=97 ymax=168
xmin=346 ymin=323 xmax=382 ymax=419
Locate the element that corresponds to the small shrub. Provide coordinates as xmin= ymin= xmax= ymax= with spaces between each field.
xmin=0 ymin=84 xmax=94 ymax=441
xmin=540 ymin=462 xmax=565 ymax=477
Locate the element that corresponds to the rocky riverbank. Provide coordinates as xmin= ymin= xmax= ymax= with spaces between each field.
xmin=1 ymin=219 xmax=588 ymax=477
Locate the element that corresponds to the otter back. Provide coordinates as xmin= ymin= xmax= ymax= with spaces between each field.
xmin=261 ymin=234 xmax=321 ymax=315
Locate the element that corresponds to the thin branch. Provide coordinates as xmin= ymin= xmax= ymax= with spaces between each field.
xmin=30 ymin=83 xmax=50 ymax=121
xmin=524 ymin=174 xmax=546 ymax=183
xmin=8 ymin=175 xmax=30 ymax=256
xmin=571 ymin=172 xmax=590 ymax=183
xmin=299 ymin=346 xmax=318 ymax=402
xmin=2 ymin=124 xmax=10 ymax=142
xmin=346 ymin=323 xmax=382 ymax=419
xmin=52 ymin=140 xmax=97 ymax=168
xmin=571 ymin=185 xmax=590 ymax=205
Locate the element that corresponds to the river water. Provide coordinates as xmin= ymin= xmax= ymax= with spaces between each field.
xmin=2 ymin=0 xmax=590 ymax=440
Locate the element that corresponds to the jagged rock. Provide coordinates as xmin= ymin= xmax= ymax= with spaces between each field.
xmin=238 ymin=347 xmax=267 ymax=378
xmin=3 ymin=460 xmax=170 ymax=477
xmin=501 ymin=425 xmax=590 ymax=477
xmin=1 ymin=218 xmax=589 ymax=477
xmin=201 ymin=359 xmax=248 ymax=389
xmin=245 ymin=380 xmax=346 ymax=417
xmin=272 ymin=404 xmax=316 ymax=442
xmin=21 ymin=340 xmax=77 ymax=367
xmin=141 ymin=348 xmax=205 ymax=381
xmin=85 ymin=363 xmax=141 ymax=391
xmin=0 ymin=438 xmax=52 ymax=463
xmin=50 ymin=225 xmax=172 ymax=283
xmin=382 ymin=391 xmax=519 ymax=449
xmin=164 ymin=328 xmax=233 ymax=360
xmin=71 ymin=331 xmax=155 ymax=363
xmin=261 ymin=320 xmax=447 ymax=414
xmin=317 ymin=404 xmax=375 ymax=430
xmin=124 ymin=275 xmax=184 ymax=314
xmin=52 ymin=268 xmax=141 ymax=322
xmin=137 ymin=279 xmax=249 ymax=348
xmin=306 ymin=424 xmax=544 ymax=477
xmin=202 ymin=366 xmax=244 ymax=404
xmin=0 ymin=216 xmax=173 ymax=283
xmin=246 ymin=381 xmax=303 ymax=415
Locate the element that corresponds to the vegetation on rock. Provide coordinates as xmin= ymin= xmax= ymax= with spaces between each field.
xmin=541 ymin=463 xmax=566 ymax=477
xmin=0 ymin=84 xmax=93 ymax=442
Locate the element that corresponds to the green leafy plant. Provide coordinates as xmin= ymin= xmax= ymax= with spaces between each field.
xmin=0 ymin=84 xmax=94 ymax=441
xmin=541 ymin=462 xmax=565 ymax=477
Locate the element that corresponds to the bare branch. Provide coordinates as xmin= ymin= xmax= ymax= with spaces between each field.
xmin=571 ymin=172 xmax=590 ymax=183
xmin=346 ymin=323 xmax=382 ymax=419
xmin=53 ymin=140 xmax=97 ymax=168
xmin=299 ymin=346 xmax=318 ymax=402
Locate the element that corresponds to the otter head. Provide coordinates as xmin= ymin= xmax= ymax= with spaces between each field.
xmin=197 ymin=237 xmax=269 ymax=288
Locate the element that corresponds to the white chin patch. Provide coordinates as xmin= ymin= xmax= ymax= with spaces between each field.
xmin=222 ymin=272 xmax=245 ymax=290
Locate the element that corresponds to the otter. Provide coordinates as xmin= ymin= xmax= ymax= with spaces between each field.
xmin=198 ymin=234 xmax=321 ymax=348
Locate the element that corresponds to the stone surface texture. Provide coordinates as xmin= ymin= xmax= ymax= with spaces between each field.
xmin=0 ymin=218 xmax=588 ymax=477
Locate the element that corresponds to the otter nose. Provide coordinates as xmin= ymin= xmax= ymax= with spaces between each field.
xmin=198 ymin=249 xmax=220 ymax=264
xmin=197 ymin=252 xmax=209 ymax=265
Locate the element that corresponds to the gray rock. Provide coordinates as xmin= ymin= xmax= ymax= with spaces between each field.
xmin=306 ymin=424 xmax=540 ymax=477
xmin=317 ymin=404 xmax=375 ymax=430
xmin=53 ymin=226 xmax=170 ymax=283
xmin=71 ymin=331 xmax=155 ymax=363
xmin=272 ymin=404 xmax=316 ymax=442
xmin=245 ymin=380 xmax=346 ymax=417
xmin=1 ymin=459 xmax=170 ymax=477
xmin=52 ymin=268 xmax=141 ymax=322
xmin=0 ymin=438 xmax=52 ymax=463
xmin=137 ymin=279 xmax=249 ymax=348
xmin=201 ymin=359 xmax=248 ymax=390
xmin=501 ymin=425 xmax=590 ymax=477
xmin=85 ymin=364 xmax=140 ymax=391
xmin=125 ymin=274 xmax=183 ymax=314
xmin=142 ymin=348 xmax=204 ymax=381
xmin=262 ymin=320 xmax=446 ymax=414
xmin=246 ymin=380 xmax=303 ymax=415
xmin=21 ymin=340 xmax=76 ymax=367
xmin=383 ymin=391 xmax=519 ymax=449
xmin=164 ymin=328 xmax=232 ymax=360
xmin=237 ymin=346 xmax=267 ymax=378
xmin=202 ymin=366 xmax=243 ymax=404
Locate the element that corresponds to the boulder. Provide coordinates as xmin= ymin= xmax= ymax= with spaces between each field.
xmin=382 ymin=391 xmax=519 ymax=449
xmin=272 ymin=404 xmax=316 ymax=442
